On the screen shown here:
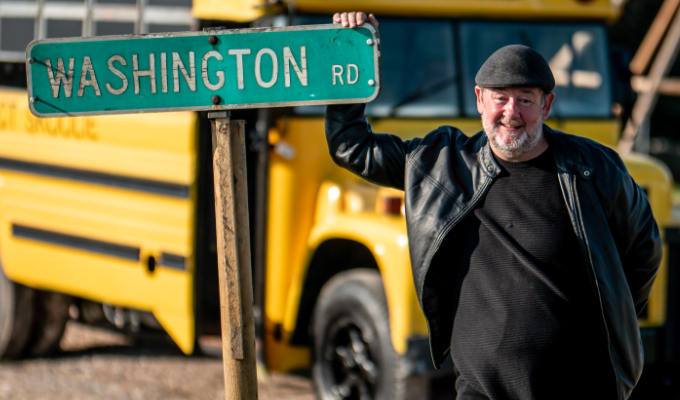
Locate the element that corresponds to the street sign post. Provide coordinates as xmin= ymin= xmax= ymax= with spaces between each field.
xmin=26 ymin=24 xmax=380 ymax=116
xmin=209 ymin=112 xmax=258 ymax=400
xmin=26 ymin=23 xmax=380 ymax=400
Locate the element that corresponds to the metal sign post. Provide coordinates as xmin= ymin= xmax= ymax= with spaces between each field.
xmin=209 ymin=111 xmax=258 ymax=400
xmin=25 ymin=23 xmax=380 ymax=400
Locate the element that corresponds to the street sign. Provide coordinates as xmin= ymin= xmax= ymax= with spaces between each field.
xmin=26 ymin=24 xmax=380 ymax=116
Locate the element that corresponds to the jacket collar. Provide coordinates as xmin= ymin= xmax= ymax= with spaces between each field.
xmin=544 ymin=125 xmax=594 ymax=180
xmin=478 ymin=136 xmax=501 ymax=178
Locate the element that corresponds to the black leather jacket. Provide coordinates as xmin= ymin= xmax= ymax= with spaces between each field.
xmin=326 ymin=104 xmax=662 ymax=399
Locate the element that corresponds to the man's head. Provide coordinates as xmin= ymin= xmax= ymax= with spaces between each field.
xmin=474 ymin=45 xmax=555 ymax=162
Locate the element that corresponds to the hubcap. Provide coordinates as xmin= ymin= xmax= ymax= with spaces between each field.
xmin=323 ymin=318 xmax=379 ymax=400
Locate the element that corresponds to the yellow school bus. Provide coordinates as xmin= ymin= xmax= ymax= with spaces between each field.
xmin=0 ymin=0 xmax=674 ymax=398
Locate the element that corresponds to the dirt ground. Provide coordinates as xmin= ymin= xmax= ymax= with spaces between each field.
xmin=0 ymin=321 xmax=677 ymax=400
xmin=0 ymin=321 xmax=315 ymax=400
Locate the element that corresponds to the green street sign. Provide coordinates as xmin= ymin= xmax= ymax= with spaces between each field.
xmin=26 ymin=24 xmax=380 ymax=117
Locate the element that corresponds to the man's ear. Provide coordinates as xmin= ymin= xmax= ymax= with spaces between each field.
xmin=542 ymin=92 xmax=555 ymax=119
xmin=475 ymin=86 xmax=484 ymax=115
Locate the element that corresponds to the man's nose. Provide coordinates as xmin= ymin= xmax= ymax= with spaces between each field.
xmin=503 ymin=98 xmax=520 ymax=116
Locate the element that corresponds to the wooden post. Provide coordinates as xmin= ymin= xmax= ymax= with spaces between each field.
xmin=619 ymin=0 xmax=680 ymax=154
xmin=209 ymin=111 xmax=259 ymax=400
xmin=629 ymin=0 xmax=680 ymax=76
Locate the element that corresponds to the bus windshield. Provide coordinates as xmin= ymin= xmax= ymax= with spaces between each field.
xmin=294 ymin=17 xmax=612 ymax=119
xmin=459 ymin=21 xmax=612 ymax=118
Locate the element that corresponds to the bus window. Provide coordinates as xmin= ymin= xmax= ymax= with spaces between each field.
xmin=294 ymin=17 xmax=458 ymax=118
xmin=459 ymin=21 xmax=612 ymax=118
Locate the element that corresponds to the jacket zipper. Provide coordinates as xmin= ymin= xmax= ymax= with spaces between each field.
xmin=425 ymin=174 xmax=495 ymax=364
xmin=564 ymin=172 xmax=620 ymax=397
xmin=428 ymin=175 xmax=495 ymax=279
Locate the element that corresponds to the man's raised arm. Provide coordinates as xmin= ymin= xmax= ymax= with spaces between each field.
xmin=325 ymin=12 xmax=411 ymax=190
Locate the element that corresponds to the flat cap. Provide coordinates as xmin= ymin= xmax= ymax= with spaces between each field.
xmin=475 ymin=44 xmax=555 ymax=92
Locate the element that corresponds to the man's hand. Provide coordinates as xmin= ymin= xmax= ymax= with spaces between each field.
xmin=332 ymin=12 xmax=379 ymax=29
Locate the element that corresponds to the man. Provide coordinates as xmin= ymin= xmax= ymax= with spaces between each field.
xmin=326 ymin=11 xmax=662 ymax=400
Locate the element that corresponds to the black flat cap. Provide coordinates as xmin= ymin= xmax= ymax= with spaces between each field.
xmin=475 ymin=44 xmax=555 ymax=92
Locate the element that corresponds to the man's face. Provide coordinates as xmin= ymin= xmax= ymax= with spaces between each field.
xmin=475 ymin=86 xmax=554 ymax=161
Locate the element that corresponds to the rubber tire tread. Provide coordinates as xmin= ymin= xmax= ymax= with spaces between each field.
xmin=0 ymin=262 xmax=35 ymax=359
xmin=26 ymin=290 xmax=71 ymax=356
xmin=311 ymin=269 xmax=407 ymax=400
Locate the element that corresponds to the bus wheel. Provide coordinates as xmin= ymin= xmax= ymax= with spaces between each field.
xmin=26 ymin=290 xmax=71 ymax=356
xmin=312 ymin=269 xmax=407 ymax=400
xmin=0 ymin=263 xmax=35 ymax=359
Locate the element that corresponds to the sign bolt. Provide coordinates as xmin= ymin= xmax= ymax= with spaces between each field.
xmin=29 ymin=96 xmax=37 ymax=104
xmin=209 ymin=35 xmax=218 ymax=45
xmin=28 ymin=58 xmax=35 ymax=64
xmin=368 ymin=79 xmax=375 ymax=86
xmin=366 ymin=39 xmax=374 ymax=46
xmin=212 ymin=95 xmax=221 ymax=105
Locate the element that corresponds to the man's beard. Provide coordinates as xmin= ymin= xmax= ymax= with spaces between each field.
xmin=483 ymin=117 xmax=544 ymax=160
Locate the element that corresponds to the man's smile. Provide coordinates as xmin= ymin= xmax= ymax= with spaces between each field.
xmin=499 ymin=120 xmax=524 ymax=131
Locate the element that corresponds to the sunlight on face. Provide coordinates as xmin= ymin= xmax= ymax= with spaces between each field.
xmin=476 ymin=87 xmax=553 ymax=161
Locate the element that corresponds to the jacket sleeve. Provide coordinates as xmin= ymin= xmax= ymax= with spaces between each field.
xmin=607 ymin=152 xmax=663 ymax=316
xmin=325 ymin=104 xmax=417 ymax=190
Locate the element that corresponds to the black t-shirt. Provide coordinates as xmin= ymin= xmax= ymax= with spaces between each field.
xmin=440 ymin=149 xmax=615 ymax=399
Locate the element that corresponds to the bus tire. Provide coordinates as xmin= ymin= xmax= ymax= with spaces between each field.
xmin=312 ymin=269 xmax=407 ymax=400
xmin=0 ymin=262 xmax=35 ymax=359
xmin=26 ymin=290 xmax=71 ymax=356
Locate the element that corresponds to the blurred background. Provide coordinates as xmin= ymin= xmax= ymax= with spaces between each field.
xmin=1 ymin=0 xmax=680 ymax=398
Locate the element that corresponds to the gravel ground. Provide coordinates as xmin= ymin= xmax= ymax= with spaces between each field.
xmin=0 ymin=321 xmax=315 ymax=400
xmin=1 ymin=321 xmax=677 ymax=399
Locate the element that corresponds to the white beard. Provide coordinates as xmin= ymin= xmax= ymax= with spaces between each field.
xmin=483 ymin=117 xmax=544 ymax=160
